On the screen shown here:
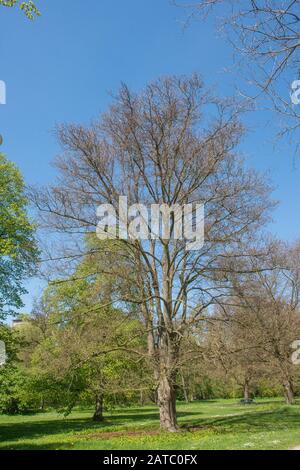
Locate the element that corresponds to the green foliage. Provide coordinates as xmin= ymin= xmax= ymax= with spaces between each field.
xmin=0 ymin=154 xmax=38 ymax=318
xmin=0 ymin=324 xmax=20 ymax=362
xmin=0 ymin=0 xmax=40 ymax=19
xmin=0 ymin=365 xmax=35 ymax=414
xmin=0 ymin=324 xmax=37 ymax=414
xmin=25 ymin=238 xmax=149 ymax=416
xmin=255 ymin=379 xmax=284 ymax=399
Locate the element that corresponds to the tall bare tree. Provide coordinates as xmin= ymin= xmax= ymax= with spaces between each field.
xmin=31 ymin=75 xmax=273 ymax=431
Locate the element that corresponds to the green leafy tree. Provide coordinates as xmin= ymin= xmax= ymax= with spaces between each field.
xmin=0 ymin=365 xmax=34 ymax=414
xmin=0 ymin=154 xmax=37 ymax=319
xmin=0 ymin=0 xmax=40 ymax=19
xmin=0 ymin=324 xmax=36 ymax=414
xmin=29 ymin=239 xmax=150 ymax=419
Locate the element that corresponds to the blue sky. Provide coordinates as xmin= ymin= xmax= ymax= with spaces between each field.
xmin=0 ymin=0 xmax=299 ymax=312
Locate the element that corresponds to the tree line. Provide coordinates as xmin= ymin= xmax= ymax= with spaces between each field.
xmin=1 ymin=234 xmax=300 ymax=419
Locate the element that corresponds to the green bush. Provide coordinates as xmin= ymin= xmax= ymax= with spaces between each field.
xmin=0 ymin=365 xmax=38 ymax=414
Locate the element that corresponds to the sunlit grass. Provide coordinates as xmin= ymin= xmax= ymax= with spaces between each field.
xmin=0 ymin=398 xmax=300 ymax=450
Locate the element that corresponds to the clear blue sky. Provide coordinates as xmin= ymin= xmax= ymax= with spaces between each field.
xmin=0 ymin=0 xmax=299 ymax=312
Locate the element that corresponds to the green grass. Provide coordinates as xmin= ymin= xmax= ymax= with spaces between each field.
xmin=1 ymin=398 xmax=300 ymax=450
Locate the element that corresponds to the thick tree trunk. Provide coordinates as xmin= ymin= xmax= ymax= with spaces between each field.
xmin=157 ymin=374 xmax=178 ymax=432
xmin=284 ymin=380 xmax=295 ymax=405
xmin=93 ymin=394 xmax=104 ymax=421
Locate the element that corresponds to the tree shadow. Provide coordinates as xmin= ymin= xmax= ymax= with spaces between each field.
xmin=0 ymin=406 xmax=199 ymax=448
xmin=185 ymin=406 xmax=300 ymax=435
xmin=0 ymin=441 xmax=70 ymax=451
xmin=1 ymin=402 xmax=299 ymax=450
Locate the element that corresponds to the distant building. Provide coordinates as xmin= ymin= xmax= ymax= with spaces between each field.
xmin=11 ymin=317 xmax=29 ymax=329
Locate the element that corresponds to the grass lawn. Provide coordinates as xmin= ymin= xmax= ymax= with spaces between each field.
xmin=0 ymin=398 xmax=300 ymax=450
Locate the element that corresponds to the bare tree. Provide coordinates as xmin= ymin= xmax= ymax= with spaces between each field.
xmin=182 ymin=1 xmax=300 ymax=80
xmin=206 ymin=310 xmax=264 ymax=401
xmin=224 ymin=240 xmax=300 ymax=404
xmin=30 ymin=75 xmax=273 ymax=431
xmin=179 ymin=1 xmax=300 ymax=135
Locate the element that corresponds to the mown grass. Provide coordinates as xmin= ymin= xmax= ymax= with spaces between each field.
xmin=0 ymin=398 xmax=300 ymax=450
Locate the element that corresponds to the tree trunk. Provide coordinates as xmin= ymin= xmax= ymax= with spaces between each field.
xmin=7 ymin=398 xmax=19 ymax=415
xmin=157 ymin=374 xmax=178 ymax=432
xmin=40 ymin=397 xmax=45 ymax=412
xmin=180 ymin=372 xmax=189 ymax=403
xmin=284 ymin=380 xmax=295 ymax=405
xmin=244 ymin=380 xmax=250 ymax=401
xmin=93 ymin=394 xmax=104 ymax=421
xmin=140 ymin=390 xmax=145 ymax=407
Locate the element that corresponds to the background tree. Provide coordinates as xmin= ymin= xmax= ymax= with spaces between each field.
xmin=223 ymin=240 xmax=300 ymax=404
xmin=206 ymin=308 xmax=265 ymax=401
xmin=28 ymin=238 xmax=150 ymax=420
xmin=0 ymin=323 xmax=36 ymax=414
xmin=0 ymin=154 xmax=37 ymax=319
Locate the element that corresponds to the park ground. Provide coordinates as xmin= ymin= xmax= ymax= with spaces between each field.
xmin=0 ymin=398 xmax=300 ymax=450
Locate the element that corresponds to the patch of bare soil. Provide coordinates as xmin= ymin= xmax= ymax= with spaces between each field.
xmin=76 ymin=424 xmax=215 ymax=441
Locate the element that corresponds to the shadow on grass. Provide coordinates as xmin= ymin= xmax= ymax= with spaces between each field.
xmin=0 ymin=408 xmax=199 ymax=448
xmin=1 ymin=402 xmax=300 ymax=450
xmin=185 ymin=406 xmax=300 ymax=435
xmin=0 ymin=442 xmax=72 ymax=450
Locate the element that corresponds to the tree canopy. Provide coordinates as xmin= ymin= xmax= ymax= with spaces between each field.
xmin=0 ymin=154 xmax=37 ymax=318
